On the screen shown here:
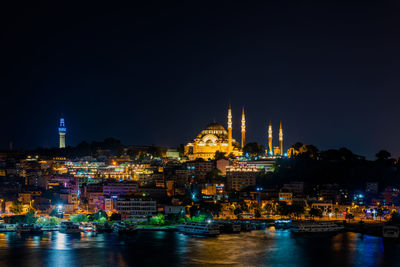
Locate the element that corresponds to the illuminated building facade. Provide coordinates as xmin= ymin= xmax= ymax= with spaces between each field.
xmin=226 ymin=162 xmax=261 ymax=191
xmin=51 ymin=157 xmax=68 ymax=174
xmin=279 ymin=192 xmax=293 ymax=205
xmin=103 ymin=182 xmax=138 ymax=197
xmin=58 ymin=118 xmax=66 ymax=149
xmin=101 ymin=165 xmax=131 ymax=180
xmin=66 ymin=162 xmax=103 ymax=185
xmin=184 ymin=106 xmax=242 ymax=160
xmin=116 ymin=197 xmax=157 ymax=219
xmin=66 ymin=161 xmax=156 ymax=184
xmin=202 ymin=183 xmax=224 ymax=195
xmin=186 ymin=161 xmax=214 ymax=183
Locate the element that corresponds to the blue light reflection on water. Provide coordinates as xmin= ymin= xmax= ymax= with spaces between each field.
xmin=0 ymin=229 xmax=397 ymax=266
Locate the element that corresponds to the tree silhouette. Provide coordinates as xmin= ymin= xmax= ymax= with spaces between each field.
xmin=299 ymin=144 xmax=319 ymax=158
xmin=291 ymin=142 xmax=304 ymax=151
xmin=243 ymin=142 xmax=266 ymax=157
xmin=205 ymin=169 xmax=223 ymax=183
xmin=9 ymin=201 xmax=24 ymax=214
xmin=214 ymin=151 xmax=226 ymax=160
xmin=110 ymin=213 xmax=121 ymax=221
xmin=376 ymin=150 xmax=391 ymax=161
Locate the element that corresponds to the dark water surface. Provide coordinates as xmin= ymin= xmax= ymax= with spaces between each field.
xmin=0 ymin=229 xmax=399 ymax=267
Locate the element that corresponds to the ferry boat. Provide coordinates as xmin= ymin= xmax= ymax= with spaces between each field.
xmin=382 ymin=225 xmax=400 ymax=239
xmin=178 ymin=222 xmax=220 ymax=236
xmin=274 ymin=219 xmax=292 ymax=229
xmin=40 ymin=225 xmax=59 ymax=231
xmin=16 ymin=224 xmax=43 ymax=235
xmin=291 ymin=222 xmax=344 ymax=234
xmin=0 ymin=224 xmax=16 ymax=232
xmin=59 ymin=221 xmax=81 ymax=234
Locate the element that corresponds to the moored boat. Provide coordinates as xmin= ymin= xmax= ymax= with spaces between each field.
xmin=382 ymin=225 xmax=400 ymax=239
xmin=112 ymin=222 xmax=137 ymax=235
xmin=274 ymin=219 xmax=292 ymax=229
xmin=0 ymin=224 xmax=16 ymax=232
xmin=16 ymin=224 xmax=43 ymax=235
xmin=291 ymin=221 xmax=344 ymax=234
xmin=178 ymin=222 xmax=220 ymax=236
xmin=59 ymin=221 xmax=81 ymax=234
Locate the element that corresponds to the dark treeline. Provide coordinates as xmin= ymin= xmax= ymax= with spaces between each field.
xmin=259 ymin=143 xmax=400 ymax=190
xmin=31 ymin=138 xmax=124 ymax=158
xmin=25 ymin=138 xmax=169 ymax=160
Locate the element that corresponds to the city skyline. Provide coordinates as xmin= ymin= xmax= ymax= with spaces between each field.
xmin=2 ymin=106 xmax=395 ymax=160
xmin=2 ymin=3 xmax=400 ymax=266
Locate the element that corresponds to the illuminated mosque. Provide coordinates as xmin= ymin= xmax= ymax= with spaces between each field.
xmin=184 ymin=106 xmax=285 ymax=160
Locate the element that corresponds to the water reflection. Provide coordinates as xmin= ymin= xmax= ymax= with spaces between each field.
xmin=0 ymin=230 xmax=397 ymax=266
xmin=54 ymin=232 xmax=68 ymax=250
xmin=0 ymin=233 xmax=9 ymax=248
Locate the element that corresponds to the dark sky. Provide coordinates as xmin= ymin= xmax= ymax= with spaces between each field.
xmin=1 ymin=1 xmax=400 ymax=158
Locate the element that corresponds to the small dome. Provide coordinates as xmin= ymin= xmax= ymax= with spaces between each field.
xmin=205 ymin=122 xmax=226 ymax=131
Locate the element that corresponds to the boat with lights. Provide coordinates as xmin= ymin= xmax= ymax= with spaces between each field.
xmin=59 ymin=221 xmax=81 ymax=234
xmin=112 ymin=222 xmax=137 ymax=234
xmin=274 ymin=219 xmax=292 ymax=229
xmin=16 ymin=224 xmax=43 ymax=235
xmin=178 ymin=222 xmax=220 ymax=236
xmin=291 ymin=221 xmax=344 ymax=234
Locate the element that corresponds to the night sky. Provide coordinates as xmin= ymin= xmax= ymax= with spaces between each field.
xmin=2 ymin=2 xmax=400 ymax=158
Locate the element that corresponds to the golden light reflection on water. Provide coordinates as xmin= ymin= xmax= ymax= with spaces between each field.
xmin=40 ymin=234 xmax=51 ymax=247
xmin=332 ymin=232 xmax=358 ymax=254
xmin=0 ymin=233 xmax=8 ymax=248
xmin=332 ymin=233 xmax=344 ymax=252
xmin=182 ymin=230 xmax=278 ymax=266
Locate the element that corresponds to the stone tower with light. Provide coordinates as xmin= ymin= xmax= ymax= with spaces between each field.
xmin=241 ymin=107 xmax=246 ymax=149
xmin=58 ymin=118 xmax=66 ymax=148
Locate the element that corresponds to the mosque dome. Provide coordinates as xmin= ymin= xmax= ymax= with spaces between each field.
xmin=205 ymin=122 xmax=226 ymax=131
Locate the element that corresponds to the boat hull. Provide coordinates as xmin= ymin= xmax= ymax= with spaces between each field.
xmin=382 ymin=226 xmax=400 ymax=239
xmin=291 ymin=222 xmax=344 ymax=235
xmin=17 ymin=230 xmax=43 ymax=235
xmin=59 ymin=228 xmax=82 ymax=234
xmin=179 ymin=230 xmax=220 ymax=237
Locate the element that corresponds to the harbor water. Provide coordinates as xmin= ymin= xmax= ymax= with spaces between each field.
xmin=0 ymin=228 xmax=399 ymax=266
